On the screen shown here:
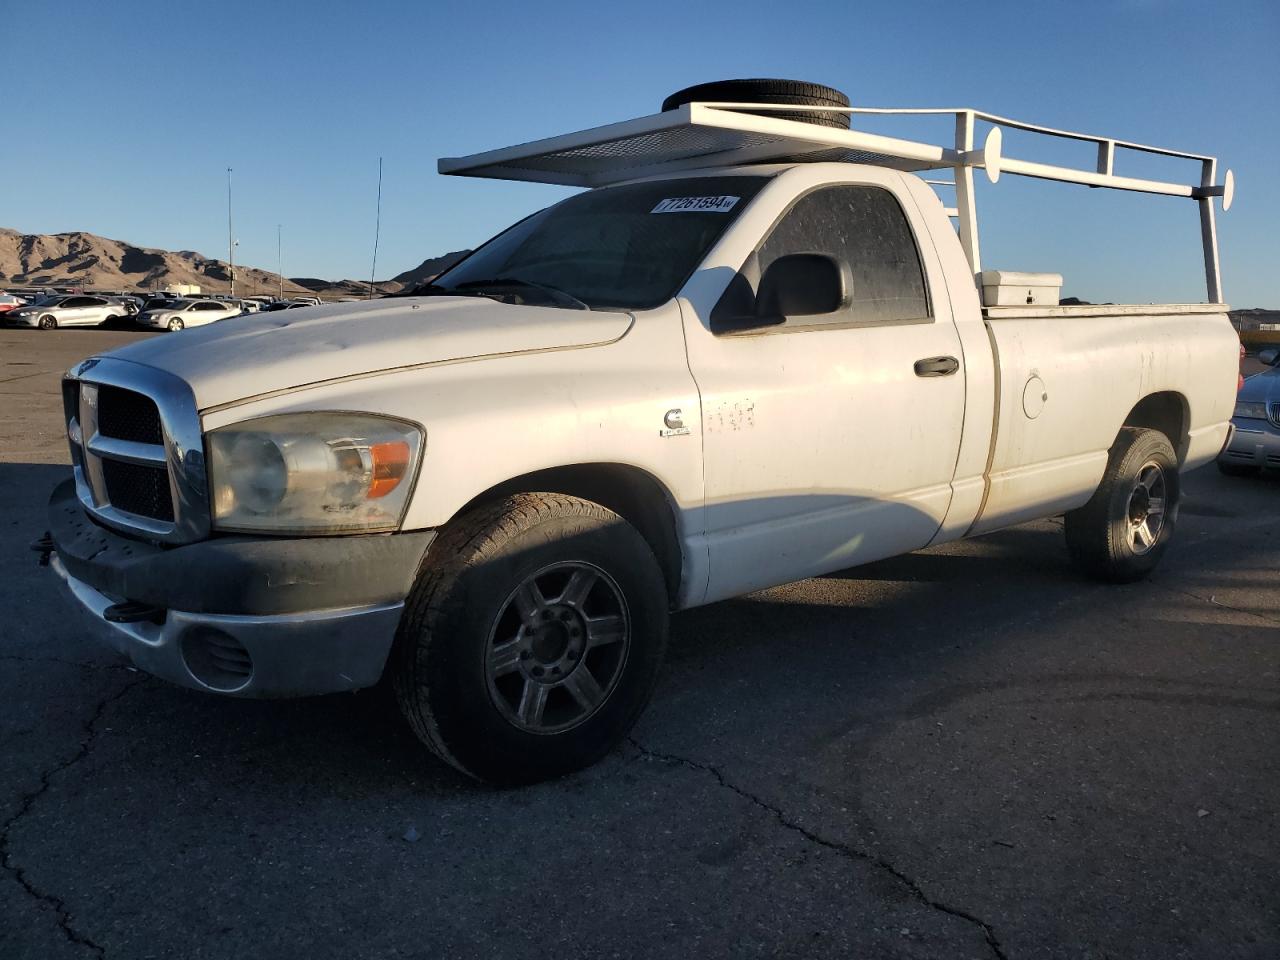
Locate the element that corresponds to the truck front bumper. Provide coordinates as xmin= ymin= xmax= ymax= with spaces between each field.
xmin=46 ymin=479 xmax=436 ymax=698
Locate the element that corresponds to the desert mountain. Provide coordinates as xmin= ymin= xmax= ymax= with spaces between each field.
xmin=0 ymin=228 xmax=472 ymax=299
xmin=0 ymin=228 xmax=314 ymax=297
xmin=390 ymin=250 xmax=472 ymax=288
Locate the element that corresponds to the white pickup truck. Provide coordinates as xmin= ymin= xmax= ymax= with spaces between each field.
xmin=45 ymin=80 xmax=1240 ymax=784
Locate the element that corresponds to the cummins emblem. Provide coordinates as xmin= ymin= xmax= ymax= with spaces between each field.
xmin=660 ymin=409 xmax=690 ymax=437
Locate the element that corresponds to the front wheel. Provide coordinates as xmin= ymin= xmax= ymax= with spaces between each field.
xmin=1065 ymin=427 xmax=1179 ymax=583
xmin=392 ymin=493 xmax=669 ymax=785
xmin=38 ymin=314 xmax=57 ymax=330
xmin=167 ymin=317 xmax=184 ymax=331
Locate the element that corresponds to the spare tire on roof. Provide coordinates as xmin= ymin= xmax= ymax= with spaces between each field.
xmin=661 ymin=79 xmax=851 ymax=130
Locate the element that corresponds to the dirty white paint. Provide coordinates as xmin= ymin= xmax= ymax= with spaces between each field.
xmin=184 ymin=161 xmax=1237 ymax=610
xmin=706 ymin=399 xmax=755 ymax=432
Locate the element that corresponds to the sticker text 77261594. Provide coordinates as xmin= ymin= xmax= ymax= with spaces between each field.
xmin=650 ymin=196 xmax=741 ymax=214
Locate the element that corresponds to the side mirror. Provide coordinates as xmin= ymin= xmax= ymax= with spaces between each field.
xmin=1259 ymin=348 xmax=1279 ymax=366
xmin=756 ymin=253 xmax=848 ymax=321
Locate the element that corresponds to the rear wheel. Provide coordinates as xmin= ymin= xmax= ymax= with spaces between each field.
xmin=1065 ymin=427 xmax=1179 ymax=582
xmin=392 ymin=493 xmax=669 ymax=785
xmin=38 ymin=314 xmax=56 ymax=330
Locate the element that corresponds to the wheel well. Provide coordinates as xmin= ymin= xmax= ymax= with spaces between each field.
xmin=454 ymin=464 xmax=683 ymax=603
xmin=1122 ymin=392 xmax=1189 ymax=461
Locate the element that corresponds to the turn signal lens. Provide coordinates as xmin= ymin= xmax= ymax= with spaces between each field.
xmin=368 ymin=441 xmax=411 ymax=498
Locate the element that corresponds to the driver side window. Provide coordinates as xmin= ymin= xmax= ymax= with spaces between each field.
xmin=714 ymin=184 xmax=931 ymax=331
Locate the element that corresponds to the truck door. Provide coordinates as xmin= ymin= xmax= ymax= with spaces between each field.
xmin=680 ymin=175 xmax=967 ymax=603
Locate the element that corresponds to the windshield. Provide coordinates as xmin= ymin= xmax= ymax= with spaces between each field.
xmin=430 ymin=175 xmax=767 ymax=311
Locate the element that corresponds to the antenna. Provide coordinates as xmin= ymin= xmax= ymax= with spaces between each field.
xmin=368 ymin=157 xmax=383 ymax=299
xmin=277 ymin=224 xmax=283 ymax=301
xmin=226 ymin=167 xmax=235 ymax=298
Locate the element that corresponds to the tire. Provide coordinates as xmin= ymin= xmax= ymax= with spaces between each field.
xmin=661 ymin=78 xmax=851 ymax=130
xmin=100 ymin=314 xmax=121 ymax=329
xmin=392 ymin=493 xmax=669 ymax=785
xmin=1217 ymin=460 xmax=1256 ymax=478
xmin=1065 ymin=427 xmax=1180 ymax=583
xmin=38 ymin=314 xmax=57 ymax=330
xmin=168 ymin=317 xmax=184 ymax=331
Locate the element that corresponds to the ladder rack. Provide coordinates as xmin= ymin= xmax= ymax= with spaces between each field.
xmin=439 ymin=102 xmax=1235 ymax=303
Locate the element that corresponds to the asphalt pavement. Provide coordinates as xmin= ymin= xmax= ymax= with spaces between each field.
xmin=1 ymin=329 xmax=1277 ymax=960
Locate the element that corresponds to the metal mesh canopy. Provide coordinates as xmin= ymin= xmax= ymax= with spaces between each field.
xmin=438 ymin=105 xmax=944 ymax=187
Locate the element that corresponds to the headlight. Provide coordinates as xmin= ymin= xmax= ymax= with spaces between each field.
xmin=207 ymin=412 xmax=423 ymax=534
xmin=1234 ymin=401 xmax=1270 ymax=420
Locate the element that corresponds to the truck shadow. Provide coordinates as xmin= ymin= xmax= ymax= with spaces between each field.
xmin=2 ymin=459 xmax=1274 ymax=795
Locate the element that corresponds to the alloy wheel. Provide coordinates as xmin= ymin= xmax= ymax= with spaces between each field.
xmin=485 ymin=561 xmax=631 ymax=734
xmin=1126 ymin=460 xmax=1167 ymax=555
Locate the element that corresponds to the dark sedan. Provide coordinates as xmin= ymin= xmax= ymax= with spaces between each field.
xmin=1219 ymin=348 xmax=1280 ymax=475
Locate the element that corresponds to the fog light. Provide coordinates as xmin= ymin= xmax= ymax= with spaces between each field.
xmin=181 ymin=627 xmax=254 ymax=692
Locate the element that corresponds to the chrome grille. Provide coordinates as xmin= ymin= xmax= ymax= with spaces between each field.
xmin=1269 ymin=402 xmax=1280 ymax=429
xmin=63 ymin=357 xmax=210 ymax=544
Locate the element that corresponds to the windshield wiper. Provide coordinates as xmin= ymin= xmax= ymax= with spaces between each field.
xmin=450 ymin=277 xmax=591 ymax=311
xmin=393 ymin=282 xmax=456 ymax=298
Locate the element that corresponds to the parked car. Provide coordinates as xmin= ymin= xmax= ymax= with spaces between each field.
xmin=113 ymin=296 xmax=144 ymax=317
xmin=5 ymin=294 xmax=125 ymax=329
xmin=135 ymin=298 xmax=242 ymax=331
xmin=260 ymin=299 xmax=313 ymax=312
xmin=235 ymin=299 xmax=261 ymax=314
xmin=44 ymin=81 xmax=1239 ymax=785
xmin=0 ymin=293 xmax=29 ymax=314
xmin=1218 ymin=348 xmax=1280 ymax=475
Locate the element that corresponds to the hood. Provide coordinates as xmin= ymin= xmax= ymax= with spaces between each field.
xmin=1239 ymin=365 xmax=1280 ymax=404
xmin=101 ymin=296 xmax=633 ymax=410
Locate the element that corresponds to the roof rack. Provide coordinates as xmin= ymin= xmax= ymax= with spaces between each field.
xmin=439 ymin=102 xmax=1235 ymax=303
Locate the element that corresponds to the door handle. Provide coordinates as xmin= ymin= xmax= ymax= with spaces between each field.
xmin=914 ymin=356 xmax=959 ymax=377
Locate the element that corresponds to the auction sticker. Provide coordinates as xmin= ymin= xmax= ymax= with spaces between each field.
xmin=651 ymin=196 xmax=740 ymax=214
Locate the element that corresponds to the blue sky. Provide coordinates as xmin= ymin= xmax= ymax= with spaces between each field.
xmin=5 ymin=0 xmax=1277 ymax=305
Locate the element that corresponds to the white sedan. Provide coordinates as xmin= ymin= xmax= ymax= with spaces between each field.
xmin=136 ymin=299 xmax=242 ymax=331
xmin=5 ymin=294 xmax=126 ymax=329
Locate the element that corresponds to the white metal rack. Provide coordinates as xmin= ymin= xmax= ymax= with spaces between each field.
xmin=439 ymin=101 xmax=1235 ymax=303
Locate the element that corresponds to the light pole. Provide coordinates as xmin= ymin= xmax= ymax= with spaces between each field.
xmin=226 ymin=167 xmax=235 ymax=298
xmin=277 ymin=223 xmax=283 ymax=301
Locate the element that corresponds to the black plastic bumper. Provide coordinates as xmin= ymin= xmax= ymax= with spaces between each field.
xmin=48 ymin=478 xmax=436 ymax=616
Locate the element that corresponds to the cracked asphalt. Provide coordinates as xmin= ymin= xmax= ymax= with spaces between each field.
xmin=2 ymin=330 xmax=1278 ymax=959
